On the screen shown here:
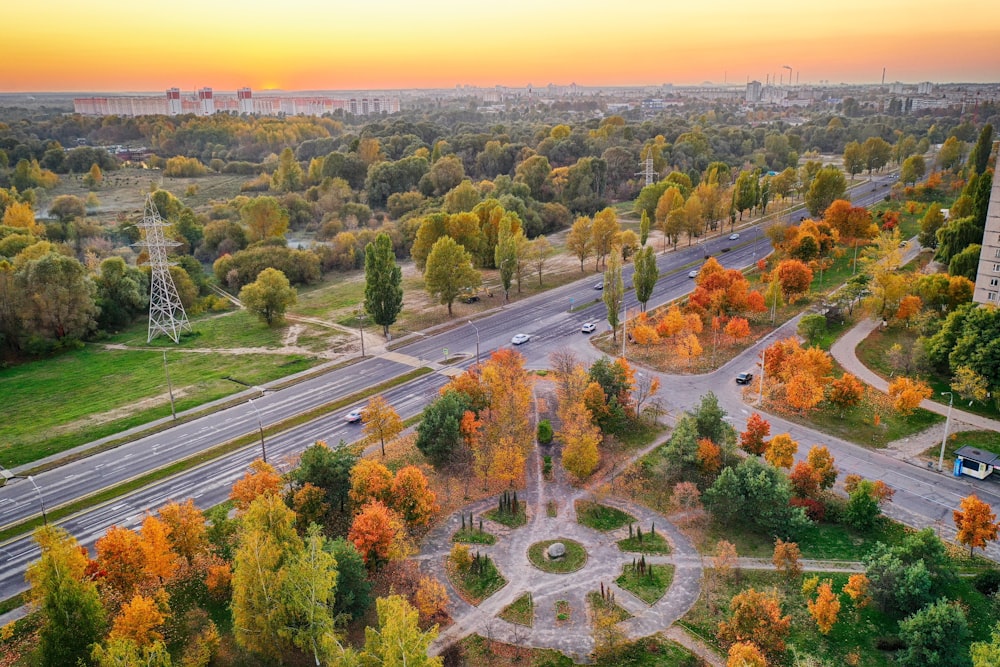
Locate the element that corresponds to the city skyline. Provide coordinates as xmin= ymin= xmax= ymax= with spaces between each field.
xmin=5 ymin=0 xmax=1000 ymax=93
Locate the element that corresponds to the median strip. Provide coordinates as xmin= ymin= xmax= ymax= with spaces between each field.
xmin=0 ymin=367 xmax=432 ymax=544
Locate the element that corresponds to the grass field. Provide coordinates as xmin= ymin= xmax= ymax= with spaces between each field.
xmin=615 ymin=562 xmax=673 ymax=604
xmin=704 ymin=516 xmax=910 ymax=560
xmin=527 ymin=539 xmax=588 ymax=574
xmin=923 ymin=430 xmax=1000 ymax=461
xmin=0 ymin=342 xmax=318 ymax=467
xmin=576 ymin=501 xmax=636 ymax=531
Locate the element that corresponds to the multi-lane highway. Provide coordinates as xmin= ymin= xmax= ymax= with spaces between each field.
xmin=0 ymin=174 xmax=916 ymax=602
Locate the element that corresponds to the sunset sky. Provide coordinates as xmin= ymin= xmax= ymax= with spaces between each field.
xmin=5 ymin=0 xmax=1000 ymax=92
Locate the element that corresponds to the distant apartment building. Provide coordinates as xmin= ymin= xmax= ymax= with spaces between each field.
xmin=973 ymin=159 xmax=1000 ymax=305
xmin=73 ymin=88 xmax=400 ymax=118
xmin=746 ymin=80 xmax=762 ymax=103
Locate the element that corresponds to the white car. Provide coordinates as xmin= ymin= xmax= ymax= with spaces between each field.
xmin=593 ymin=282 xmax=603 ymax=290
xmin=581 ymin=322 xmax=597 ymax=334
xmin=511 ymin=333 xmax=531 ymax=345
xmin=344 ymin=410 xmax=362 ymax=423
xmin=688 ymin=269 xmax=699 ymax=278
xmin=728 ymin=233 xmax=740 ymax=240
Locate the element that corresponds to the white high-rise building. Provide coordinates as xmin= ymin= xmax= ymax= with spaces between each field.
xmin=973 ymin=156 xmax=1000 ymax=305
xmin=166 ymin=88 xmax=182 ymax=115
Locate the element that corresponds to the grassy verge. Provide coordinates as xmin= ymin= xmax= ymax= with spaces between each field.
xmin=923 ymin=430 xmax=1000 ymax=461
xmin=617 ymin=530 xmax=671 ymax=555
xmin=615 ymin=562 xmax=673 ymax=605
xmin=452 ymin=527 xmax=497 ymax=545
xmin=448 ymin=555 xmax=507 ymax=605
xmin=0 ymin=591 xmax=27 ymax=616
xmin=0 ymin=367 xmax=431 ymax=543
xmin=586 ymin=591 xmax=633 ymax=622
xmin=484 ymin=506 xmax=527 ymax=528
xmin=527 ymin=539 xmax=588 ymax=574
xmin=499 ymin=593 xmax=534 ymax=627
xmin=576 ymin=501 xmax=635 ymax=531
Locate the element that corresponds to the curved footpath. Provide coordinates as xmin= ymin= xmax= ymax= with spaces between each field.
xmin=831 ymin=317 xmax=1000 ymax=434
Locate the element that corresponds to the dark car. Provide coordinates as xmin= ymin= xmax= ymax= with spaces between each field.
xmin=735 ymin=372 xmax=754 ymax=385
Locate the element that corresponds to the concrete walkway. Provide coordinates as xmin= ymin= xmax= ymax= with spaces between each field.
xmin=420 ymin=435 xmax=703 ymax=663
xmin=831 ymin=317 xmax=1000 ymax=433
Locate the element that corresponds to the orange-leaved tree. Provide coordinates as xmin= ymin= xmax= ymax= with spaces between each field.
xmin=561 ymin=399 xmax=601 ymax=480
xmin=391 ymin=466 xmax=438 ymax=527
xmin=807 ymin=445 xmax=838 ymax=490
xmin=95 ymin=525 xmax=148 ymax=605
xmin=109 ymin=593 xmax=168 ymax=647
xmin=740 ymin=413 xmax=771 ymax=456
xmin=230 ymin=459 xmax=282 ymax=512
xmin=158 ymin=499 xmax=207 ymax=564
xmin=827 ymin=373 xmax=864 ymax=414
xmin=349 ymin=458 xmax=394 ymax=507
xmin=697 ymin=438 xmax=723 ymax=476
xmin=843 ymin=573 xmax=871 ymax=609
xmin=954 ymin=494 xmax=999 ymax=556
xmin=362 ymin=395 xmax=404 ymax=457
xmin=717 ymin=587 xmax=791 ymax=662
xmin=888 ymin=376 xmax=933 ymax=415
xmin=772 ymin=538 xmax=802 ymax=579
xmin=808 ymin=580 xmax=841 ymax=635
xmin=348 ymin=501 xmax=407 ymax=568
xmin=764 ymin=433 xmax=798 ymax=469
xmin=727 ymin=641 xmax=766 ymax=667
xmin=413 ymin=575 xmax=450 ymax=625
xmin=789 ymin=461 xmax=821 ymax=498
xmin=775 ymin=259 xmax=814 ymax=302
xmin=139 ymin=515 xmax=179 ymax=585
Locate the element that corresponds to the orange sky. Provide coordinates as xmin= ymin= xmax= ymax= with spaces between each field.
xmin=4 ymin=0 xmax=999 ymax=92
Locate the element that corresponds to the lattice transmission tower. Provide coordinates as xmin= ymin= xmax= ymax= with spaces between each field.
xmin=636 ymin=156 xmax=655 ymax=187
xmin=135 ymin=194 xmax=190 ymax=343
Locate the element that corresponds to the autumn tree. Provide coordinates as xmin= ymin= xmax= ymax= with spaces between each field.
xmin=26 ymin=526 xmax=107 ymax=667
xmin=91 ymin=638 xmax=171 ymax=667
xmin=727 ymin=642 xmax=767 ymax=667
xmin=764 ymin=433 xmax=797 ymax=469
xmin=239 ymin=267 xmax=296 ymax=326
xmin=109 ymin=593 xmax=167 ymax=646
xmin=424 ymin=235 xmax=481 ymax=316
xmin=827 ymin=373 xmax=864 ymax=414
xmin=527 ymin=235 xmax=554 ymax=286
xmin=774 ymin=259 xmax=813 ymax=302
xmin=282 ymin=524 xmax=341 ymax=665
xmin=888 ymin=377 xmax=933 ymax=415
xmin=954 ymin=494 xmax=999 ymax=556
xmin=843 ymin=573 xmax=871 ymax=609
xmin=350 ymin=458 xmax=394 ymax=507
xmin=362 ymin=395 xmax=404 ymax=457
xmin=807 ymin=445 xmax=838 ymax=490
xmin=561 ymin=398 xmax=601 ymax=480
xmin=391 ymin=466 xmax=438 ymax=527
xmin=808 ymin=580 xmax=841 ymax=635
xmin=717 ymin=587 xmax=791 ymax=663
xmin=290 ymin=440 xmax=357 ymax=514
xmin=739 ymin=413 xmax=771 ymax=456
xmin=805 ymin=165 xmax=847 ymax=217
xmin=789 ymin=461 xmax=821 ymax=498
xmin=413 ymin=576 xmax=450 ymax=625
xmin=240 ymin=195 xmax=289 ymax=242
xmin=349 ymin=501 xmax=407 ymax=568
xmin=773 ymin=538 xmax=802 ymax=579
xmin=139 ymin=515 xmax=179 ymax=585
xmin=272 ymin=148 xmax=304 ymax=192
xmin=230 ymin=458 xmax=282 ymax=511
xmin=361 ymin=595 xmax=443 ymax=667
xmin=633 ymin=245 xmax=658 ymax=311
xmin=364 ymin=232 xmax=404 ymax=336
xmin=158 ymin=498 xmax=207 ymax=564
xmin=566 ymin=215 xmax=594 ymax=270
xmin=95 ymin=525 xmax=149 ymax=605
xmin=603 ymin=246 xmax=624 ymax=340
xmin=231 ymin=493 xmax=302 ymax=661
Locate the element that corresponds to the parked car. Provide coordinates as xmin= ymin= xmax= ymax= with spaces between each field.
xmin=344 ymin=410 xmax=363 ymax=423
xmin=511 ymin=333 xmax=531 ymax=345
xmin=581 ymin=322 xmax=597 ymax=333
xmin=735 ymin=372 xmax=754 ymax=385
xmin=728 ymin=233 xmax=740 ymax=240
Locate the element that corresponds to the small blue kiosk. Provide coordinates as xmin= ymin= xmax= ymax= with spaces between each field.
xmin=953 ymin=446 xmax=1000 ymax=480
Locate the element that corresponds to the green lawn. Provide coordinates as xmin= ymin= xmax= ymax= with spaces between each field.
xmin=617 ymin=530 xmax=671 ymax=555
xmin=485 ymin=505 xmax=527 ymax=528
xmin=452 ymin=526 xmax=497 ymax=545
xmin=450 ymin=555 xmax=507 ymax=605
xmin=576 ymin=501 xmax=636 ymax=531
xmin=923 ymin=430 xmax=1000 ymax=461
xmin=615 ymin=562 xmax=673 ymax=604
xmin=499 ymin=593 xmax=534 ymax=627
xmin=587 ymin=591 xmax=632 ymax=622
xmin=527 ymin=539 xmax=588 ymax=574
xmin=682 ymin=568 xmax=997 ymax=667
xmin=0 ymin=343 xmax=317 ymax=467
xmin=704 ymin=516 xmax=909 ymax=560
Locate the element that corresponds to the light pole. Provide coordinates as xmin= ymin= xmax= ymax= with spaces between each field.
xmin=938 ymin=391 xmax=954 ymax=472
xmin=27 ymin=475 xmax=47 ymax=526
xmin=357 ymin=308 xmax=366 ymax=358
xmin=467 ymin=320 xmax=480 ymax=367
xmin=247 ymin=397 xmax=267 ymax=463
xmin=757 ymin=345 xmax=767 ymax=405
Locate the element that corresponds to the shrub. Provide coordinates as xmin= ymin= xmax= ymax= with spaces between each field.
xmin=875 ymin=635 xmax=905 ymax=651
xmin=790 ymin=497 xmax=826 ymax=522
xmin=537 ymin=419 xmax=553 ymax=444
xmin=974 ymin=569 xmax=1000 ymax=597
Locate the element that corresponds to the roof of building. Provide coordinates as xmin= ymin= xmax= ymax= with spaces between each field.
xmin=955 ymin=446 xmax=1000 ymax=466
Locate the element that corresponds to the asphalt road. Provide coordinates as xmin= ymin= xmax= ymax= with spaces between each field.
xmin=0 ymin=173 xmax=912 ymax=601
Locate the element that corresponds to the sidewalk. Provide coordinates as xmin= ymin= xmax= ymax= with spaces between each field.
xmin=830 ymin=318 xmax=1000 ymax=433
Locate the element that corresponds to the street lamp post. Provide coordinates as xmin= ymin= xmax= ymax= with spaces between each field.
xmin=163 ymin=351 xmax=176 ymax=420
xmin=26 ymin=475 xmax=47 ymax=526
xmin=938 ymin=391 xmax=954 ymax=472
xmin=467 ymin=320 xmax=480 ymax=366
xmin=357 ymin=308 xmax=366 ymax=357
xmin=757 ymin=345 xmax=767 ymax=405
xmin=247 ymin=397 xmax=267 ymax=463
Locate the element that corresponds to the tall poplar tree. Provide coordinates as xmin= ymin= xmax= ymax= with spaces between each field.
xmin=364 ymin=233 xmax=403 ymax=336
xmin=603 ymin=246 xmax=624 ymax=341
xmin=633 ymin=245 xmax=658 ymax=311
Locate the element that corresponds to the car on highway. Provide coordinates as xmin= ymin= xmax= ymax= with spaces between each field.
xmin=728 ymin=233 xmax=740 ymax=240
xmin=735 ymin=372 xmax=754 ymax=385
xmin=511 ymin=333 xmax=531 ymax=345
xmin=344 ymin=409 xmax=363 ymax=423
xmin=688 ymin=269 xmax=699 ymax=278
xmin=593 ymin=282 xmax=603 ymax=290
xmin=581 ymin=322 xmax=597 ymax=334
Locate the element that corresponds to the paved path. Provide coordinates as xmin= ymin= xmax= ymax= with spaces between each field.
xmin=831 ymin=318 xmax=1000 ymax=433
xmin=419 ymin=428 xmax=703 ymax=663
